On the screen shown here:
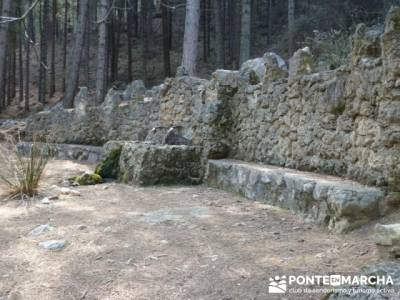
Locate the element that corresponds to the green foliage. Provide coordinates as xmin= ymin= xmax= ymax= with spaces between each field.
xmin=330 ymin=102 xmax=346 ymax=116
xmin=0 ymin=137 xmax=53 ymax=199
xmin=95 ymin=148 xmax=122 ymax=179
xmin=306 ymin=30 xmax=351 ymax=70
xmin=69 ymin=173 xmax=103 ymax=186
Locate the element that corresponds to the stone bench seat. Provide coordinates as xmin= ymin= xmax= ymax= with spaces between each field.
xmin=17 ymin=142 xmax=104 ymax=163
xmin=207 ymin=159 xmax=386 ymax=232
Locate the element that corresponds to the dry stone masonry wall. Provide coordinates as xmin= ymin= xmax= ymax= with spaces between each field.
xmin=26 ymin=8 xmax=400 ymax=195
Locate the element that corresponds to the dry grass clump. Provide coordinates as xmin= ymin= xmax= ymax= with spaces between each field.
xmin=0 ymin=136 xmax=53 ymax=199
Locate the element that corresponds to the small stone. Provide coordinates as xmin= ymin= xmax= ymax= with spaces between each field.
xmin=103 ymin=226 xmax=112 ymax=233
xmin=60 ymin=187 xmax=81 ymax=196
xmin=39 ymin=240 xmax=66 ymax=250
xmin=77 ymin=225 xmax=87 ymax=230
xmin=29 ymin=224 xmax=52 ymax=236
xmin=40 ymin=197 xmax=50 ymax=204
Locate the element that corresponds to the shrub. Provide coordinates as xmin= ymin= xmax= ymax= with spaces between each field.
xmin=69 ymin=173 xmax=103 ymax=186
xmin=0 ymin=137 xmax=53 ymax=199
xmin=306 ymin=29 xmax=351 ymax=70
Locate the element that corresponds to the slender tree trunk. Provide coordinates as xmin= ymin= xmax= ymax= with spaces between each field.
xmin=141 ymin=0 xmax=150 ymax=81
xmin=162 ymin=0 xmax=171 ymax=77
xmin=18 ymin=12 xmax=24 ymax=103
xmin=62 ymin=0 xmax=68 ymax=92
xmin=127 ymin=0 xmax=133 ymax=81
xmin=240 ymin=0 xmax=251 ymax=65
xmin=25 ymin=0 xmax=33 ymax=112
xmin=181 ymin=0 xmax=201 ymax=76
xmin=0 ymin=0 xmax=12 ymax=109
xmin=268 ymin=0 xmax=272 ymax=44
xmin=215 ymin=0 xmax=225 ymax=68
xmin=202 ymin=0 xmax=208 ymax=63
xmin=50 ymin=0 xmax=57 ymax=97
xmin=84 ymin=2 xmax=91 ymax=86
xmin=288 ymin=0 xmax=295 ymax=55
xmin=38 ymin=0 xmax=50 ymax=104
xmin=133 ymin=0 xmax=138 ymax=37
xmin=96 ymin=0 xmax=109 ymax=104
xmin=64 ymin=0 xmax=89 ymax=108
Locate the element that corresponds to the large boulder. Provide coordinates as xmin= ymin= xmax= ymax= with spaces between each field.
xmin=145 ymin=126 xmax=169 ymax=144
xmin=240 ymin=57 xmax=267 ymax=85
xmin=122 ymin=80 xmax=146 ymax=101
xmin=119 ymin=142 xmax=204 ymax=185
xmin=164 ymin=127 xmax=191 ymax=145
xmin=289 ymin=47 xmax=313 ymax=82
xmin=263 ymin=52 xmax=288 ymax=83
xmin=375 ymin=223 xmax=400 ymax=259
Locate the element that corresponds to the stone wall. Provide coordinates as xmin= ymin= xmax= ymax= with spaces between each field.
xmin=26 ymin=7 xmax=400 ymax=192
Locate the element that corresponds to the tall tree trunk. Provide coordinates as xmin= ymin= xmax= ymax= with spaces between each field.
xmin=181 ymin=0 xmax=201 ymax=76
xmin=215 ymin=0 xmax=225 ymax=68
xmin=25 ymin=0 xmax=33 ymax=112
xmin=38 ymin=0 xmax=50 ymax=104
xmin=240 ymin=0 xmax=251 ymax=65
xmin=132 ymin=0 xmax=138 ymax=37
xmin=84 ymin=2 xmax=91 ymax=86
xmin=62 ymin=0 xmax=68 ymax=92
xmin=95 ymin=0 xmax=109 ymax=104
xmin=50 ymin=0 xmax=57 ymax=97
xmin=64 ymin=0 xmax=89 ymax=108
xmin=141 ymin=0 xmax=150 ymax=82
xmin=127 ymin=0 xmax=133 ymax=81
xmin=267 ymin=0 xmax=272 ymax=44
xmin=18 ymin=10 xmax=24 ymax=104
xmin=162 ymin=0 xmax=171 ymax=77
xmin=288 ymin=0 xmax=295 ymax=55
xmin=202 ymin=0 xmax=208 ymax=63
xmin=0 ymin=0 xmax=12 ymax=109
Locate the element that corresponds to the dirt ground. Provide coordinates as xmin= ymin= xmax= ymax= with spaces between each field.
xmin=0 ymin=160 xmax=393 ymax=300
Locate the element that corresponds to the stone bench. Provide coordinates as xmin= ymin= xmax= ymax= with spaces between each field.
xmin=119 ymin=142 xmax=204 ymax=185
xmin=17 ymin=142 xmax=104 ymax=163
xmin=207 ymin=159 xmax=386 ymax=232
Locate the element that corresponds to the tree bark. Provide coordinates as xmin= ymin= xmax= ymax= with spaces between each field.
xmin=38 ymin=0 xmax=50 ymax=104
xmin=181 ymin=0 xmax=201 ymax=76
xmin=215 ymin=0 xmax=225 ymax=68
xmin=162 ymin=0 xmax=171 ymax=77
xmin=0 ymin=0 xmax=12 ymax=109
xmin=240 ymin=0 xmax=251 ymax=65
xmin=18 ymin=10 xmax=24 ymax=104
xmin=95 ymin=0 xmax=109 ymax=104
xmin=62 ymin=0 xmax=68 ymax=92
xmin=288 ymin=0 xmax=295 ymax=56
xmin=127 ymin=0 xmax=133 ymax=81
xmin=268 ymin=0 xmax=272 ymax=44
xmin=50 ymin=0 xmax=57 ymax=97
xmin=64 ymin=0 xmax=89 ymax=108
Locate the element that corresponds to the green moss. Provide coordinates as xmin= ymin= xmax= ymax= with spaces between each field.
xmin=95 ymin=148 xmax=122 ymax=179
xmin=330 ymin=102 xmax=346 ymax=115
xmin=70 ymin=173 xmax=103 ymax=186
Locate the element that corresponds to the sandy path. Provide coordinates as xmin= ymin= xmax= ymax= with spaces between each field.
xmin=0 ymin=160 xmax=381 ymax=300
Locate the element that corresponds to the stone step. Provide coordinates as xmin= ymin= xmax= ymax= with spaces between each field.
xmin=207 ymin=159 xmax=386 ymax=233
xmin=17 ymin=142 xmax=103 ymax=163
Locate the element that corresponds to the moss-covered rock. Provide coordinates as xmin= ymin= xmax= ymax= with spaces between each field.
xmin=70 ymin=173 xmax=103 ymax=186
xmin=95 ymin=148 xmax=122 ymax=179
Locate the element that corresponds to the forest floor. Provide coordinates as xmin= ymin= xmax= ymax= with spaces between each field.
xmin=0 ymin=160 xmax=397 ymax=300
